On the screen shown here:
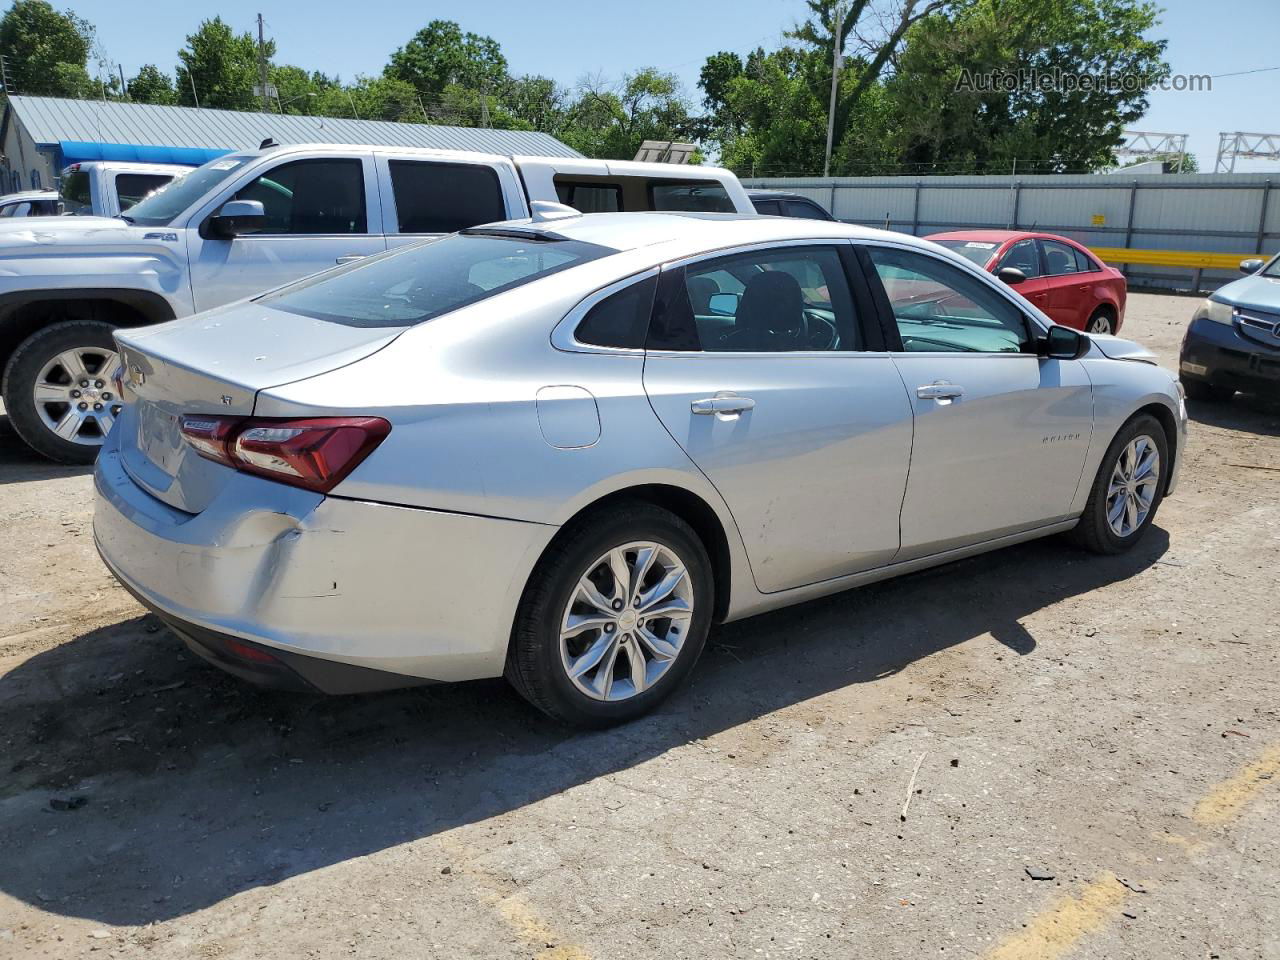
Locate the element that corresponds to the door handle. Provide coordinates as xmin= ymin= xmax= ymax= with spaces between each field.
xmin=916 ymin=382 xmax=964 ymax=401
xmin=691 ymin=396 xmax=756 ymax=415
xmin=335 ymin=254 xmax=365 ymax=265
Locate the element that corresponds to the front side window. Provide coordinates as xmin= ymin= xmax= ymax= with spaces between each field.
xmin=116 ymin=173 xmax=174 ymax=211
xmin=997 ymin=239 xmax=1041 ymax=278
xmin=59 ymin=168 xmax=92 ymax=215
xmin=1040 ymin=239 xmax=1081 ymax=277
xmin=124 ymin=154 xmax=254 ymax=226
xmin=649 ymin=180 xmax=735 ymax=213
xmin=390 ymin=160 xmax=506 ymax=234
xmin=650 ymin=246 xmax=859 ymax=352
xmin=264 ymin=232 xmax=614 ymax=328
xmin=867 ymin=246 xmax=1031 ymax=354
xmin=234 ymin=158 xmax=366 ymax=234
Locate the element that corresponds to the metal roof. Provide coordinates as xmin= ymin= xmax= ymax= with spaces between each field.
xmin=5 ymin=95 xmax=581 ymax=159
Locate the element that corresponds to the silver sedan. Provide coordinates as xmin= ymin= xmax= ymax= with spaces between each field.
xmin=94 ymin=211 xmax=1187 ymax=725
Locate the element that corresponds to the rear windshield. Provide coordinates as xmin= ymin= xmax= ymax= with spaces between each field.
xmin=59 ymin=169 xmax=92 ymax=215
xmin=123 ymin=154 xmax=253 ymax=226
xmin=264 ymin=231 xmax=615 ymax=328
xmin=933 ymin=239 xmax=1000 ymax=268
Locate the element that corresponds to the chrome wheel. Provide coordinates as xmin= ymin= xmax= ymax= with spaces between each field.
xmin=1106 ymin=435 xmax=1160 ymax=538
xmin=558 ymin=540 xmax=695 ymax=702
xmin=32 ymin=346 xmax=122 ymax=446
xmin=1089 ymin=314 xmax=1114 ymax=335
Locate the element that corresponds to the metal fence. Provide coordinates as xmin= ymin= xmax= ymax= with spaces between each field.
xmin=740 ymin=172 xmax=1278 ymax=292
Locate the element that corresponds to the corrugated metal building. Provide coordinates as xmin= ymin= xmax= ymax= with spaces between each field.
xmin=0 ymin=95 xmax=580 ymax=192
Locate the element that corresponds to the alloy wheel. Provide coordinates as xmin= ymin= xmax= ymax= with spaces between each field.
xmin=558 ymin=540 xmax=695 ymax=702
xmin=1089 ymin=314 xmax=1114 ymax=335
xmin=1106 ymin=435 xmax=1160 ymax=538
xmin=31 ymin=347 xmax=122 ymax=446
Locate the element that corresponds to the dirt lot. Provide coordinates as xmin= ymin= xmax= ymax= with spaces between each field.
xmin=1 ymin=291 xmax=1277 ymax=960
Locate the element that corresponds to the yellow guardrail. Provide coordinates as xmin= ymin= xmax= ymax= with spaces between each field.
xmin=1090 ymin=247 xmax=1271 ymax=271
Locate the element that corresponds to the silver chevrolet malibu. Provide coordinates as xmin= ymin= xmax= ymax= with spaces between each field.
xmin=94 ymin=210 xmax=1187 ymax=726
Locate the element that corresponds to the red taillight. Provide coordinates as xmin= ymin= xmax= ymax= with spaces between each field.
xmin=179 ymin=415 xmax=390 ymax=493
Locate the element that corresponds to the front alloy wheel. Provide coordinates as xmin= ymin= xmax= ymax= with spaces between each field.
xmin=1071 ymin=413 xmax=1169 ymax=554
xmin=1105 ymin=436 xmax=1160 ymax=538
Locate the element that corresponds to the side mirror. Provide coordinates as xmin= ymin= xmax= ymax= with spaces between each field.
xmin=1239 ymin=258 xmax=1264 ymax=275
xmin=1042 ymin=325 xmax=1089 ymax=360
xmin=997 ymin=266 xmax=1026 ymax=285
xmin=707 ymin=292 xmax=740 ymax=316
xmin=206 ymin=199 xmax=265 ymax=239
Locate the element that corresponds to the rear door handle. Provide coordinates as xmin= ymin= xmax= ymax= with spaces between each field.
xmin=916 ymin=382 xmax=964 ymax=401
xmin=335 ymin=255 xmax=365 ymax=265
xmin=691 ymin=396 xmax=756 ymax=415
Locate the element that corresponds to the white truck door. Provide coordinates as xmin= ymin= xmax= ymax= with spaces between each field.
xmin=186 ymin=153 xmax=385 ymax=312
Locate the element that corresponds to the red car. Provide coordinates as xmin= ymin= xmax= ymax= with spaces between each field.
xmin=926 ymin=230 xmax=1126 ymax=334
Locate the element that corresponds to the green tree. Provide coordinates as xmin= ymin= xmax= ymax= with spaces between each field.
xmin=889 ymin=0 xmax=1169 ymax=173
xmin=268 ymin=64 xmax=336 ymax=114
xmin=312 ymin=74 xmax=423 ymax=123
xmin=177 ymin=17 xmax=273 ymax=110
xmin=500 ymin=74 xmax=570 ymax=132
xmin=562 ymin=68 xmax=694 ymax=160
xmin=0 ymin=0 xmax=94 ymax=96
xmin=385 ymin=20 xmax=507 ymax=103
xmin=127 ymin=63 xmax=176 ymax=104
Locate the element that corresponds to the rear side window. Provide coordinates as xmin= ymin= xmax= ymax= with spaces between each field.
xmin=650 ymin=181 xmax=735 ymax=213
xmin=556 ymin=181 xmax=622 ymax=213
xmin=390 ymin=160 xmax=506 ymax=234
xmin=752 ymin=199 xmax=781 ymax=215
xmin=115 ymin=173 xmax=174 ymax=211
xmin=235 ymin=158 xmax=367 ymax=234
xmin=265 ymin=232 xmax=614 ymax=328
xmin=574 ymin=275 xmax=657 ymax=348
xmin=60 ymin=169 xmax=92 ymax=215
xmin=1073 ymin=247 xmax=1099 ymax=272
xmin=784 ymin=199 xmax=831 ymax=220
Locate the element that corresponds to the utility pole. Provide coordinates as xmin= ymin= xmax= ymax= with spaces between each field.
xmin=480 ymin=82 xmax=490 ymax=128
xmin=257 ymin=13 xmax=270 ymax=113
xmin=119 ymin=64 xmax=127 ymax=100
xmin=0 ymin=54 xmax=10 ymax=95
xmin=822 ymin=2 xmax=844 ymax=178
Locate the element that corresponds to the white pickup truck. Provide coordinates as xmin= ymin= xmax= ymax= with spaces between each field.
xmin=0 ymin=143 xmax=751 ymax=462
xmin=57 ymin=161 xmax=192 ymax=218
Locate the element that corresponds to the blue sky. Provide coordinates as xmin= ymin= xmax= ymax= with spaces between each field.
xmin=72 ymin=0 xmax=1280 ymax=172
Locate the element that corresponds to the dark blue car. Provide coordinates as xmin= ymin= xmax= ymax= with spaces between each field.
xmin=1180 ymin=254 xmax=1280 ymax=401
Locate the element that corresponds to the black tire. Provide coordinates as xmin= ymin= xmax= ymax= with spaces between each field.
xmin=1086 ymin=308 xmax=1116 ymax=335
xmin=1070 ymin=413 xmax=1169 ymax=555
xmin=506 ymin=502 xmax=714 ymax=727
xmin=1179 ymin=376 xmax=1232 ymax=403
xmin=2 ymin=320 xmax=120 ymax=464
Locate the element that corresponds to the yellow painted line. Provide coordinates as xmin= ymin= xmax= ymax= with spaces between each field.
xmin=1193 ymin=742 xmax=1280 ymax=826
xmin=1090 ymin=246 xmax=1271 ymax=271
xmin=981 ymin=873 xmax=1128 ymax=960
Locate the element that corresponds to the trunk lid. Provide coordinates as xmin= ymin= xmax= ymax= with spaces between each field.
xmin=114 ymin=303 xmax=401 ymax=513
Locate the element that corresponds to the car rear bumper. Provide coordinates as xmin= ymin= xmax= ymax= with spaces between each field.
xmin=1180 ymin=315 xmax=1280 ymax=396
xmin=94 ymin=439 xmax=557 ymax=688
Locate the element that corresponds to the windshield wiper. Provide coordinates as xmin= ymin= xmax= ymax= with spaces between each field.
xmin=116 ymin=214 xmax=135 ymax=224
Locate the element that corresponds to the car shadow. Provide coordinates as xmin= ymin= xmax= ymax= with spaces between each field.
xmin=0 ymin=412 xmax=94 ymax=485
xmin=0 ymin=526 xmax=1168 ymax=925
xmin=1185 ymin=392 xmax=1280 ymax=438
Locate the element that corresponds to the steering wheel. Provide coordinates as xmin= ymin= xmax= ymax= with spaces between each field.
xmin=801 ymin=309 xmax=838 ymax=350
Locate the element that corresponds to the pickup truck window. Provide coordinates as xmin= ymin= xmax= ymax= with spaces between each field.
xmin=555 ymin=180 xmax=622 ymax=213
xmin=126 ymin=154 xmax=254 ymax=226
xmin=388 ymin=160 xmax=506 ymax=234
xmin=115 ymin=173 xmax=175 ymax=211
xmin=234 ymin=158 xmax=367 ymax=234
xmin=59 ymin=169 xmax=92 ymax=215
xmin=265 ymin=233 xmax=613 ymax=328
xmin=650 ymin=181 xmax=735 ymax=213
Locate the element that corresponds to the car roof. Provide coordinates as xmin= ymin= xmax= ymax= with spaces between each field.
xmin=747 ymin=190 xmax=814 ymax=201
xmin=486 ymin=210 xmax=921 ymax=259
xmin=0 ymin=191 xmax=57 ymax=202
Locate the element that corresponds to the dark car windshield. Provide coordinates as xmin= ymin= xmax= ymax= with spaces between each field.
xmin=122 ymin=154 xmax=254 ymax=226
xmin=933 ymin=239 xmax=1000 ymax=268
xmin=1262 ymin=255 xmax=1280 ymax=279
xmin=263 ymin=232 xmax=616 ymax=328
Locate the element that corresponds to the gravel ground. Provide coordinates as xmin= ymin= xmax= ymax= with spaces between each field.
xmin=1 ymin=291 xmax=1277 ymax=960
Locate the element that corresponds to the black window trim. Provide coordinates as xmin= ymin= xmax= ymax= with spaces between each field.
xmin=643 ymin=238 xmax=882 ymax=355
xmin=856 ymin=240 xmax=1048 ymax=356
xmin=389 ymin=158 xmax=505 ymax=235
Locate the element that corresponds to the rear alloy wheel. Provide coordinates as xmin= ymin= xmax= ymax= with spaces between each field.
xmin=1087 ymin=310 xmax=1115 ymax=335
xmin=2 ymin=321 xmax=122 ymax=464
xmin=507 ymin=503 xmax=713 ymax=726
xmin=1070 ymin=413 xmax=1168 ymax=554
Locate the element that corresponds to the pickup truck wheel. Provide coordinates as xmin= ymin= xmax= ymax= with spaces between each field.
xmin=2 ymin=321 xmax=122 ymax=464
